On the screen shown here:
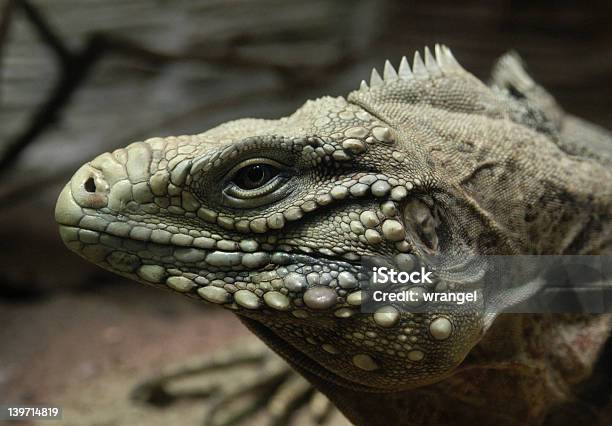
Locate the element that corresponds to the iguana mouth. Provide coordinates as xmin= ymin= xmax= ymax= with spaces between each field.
xmin=57 ymin=222 xmax=367 ymax=274
xmin=56 ymin=214 xmax=371 ymax=312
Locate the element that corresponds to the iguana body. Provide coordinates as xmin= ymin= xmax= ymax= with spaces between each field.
xmin=55 ymin=46 xmax=612 ymax=425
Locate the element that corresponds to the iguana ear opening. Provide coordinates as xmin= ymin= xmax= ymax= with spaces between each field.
xmin=347 ymin=45 xmax=503 ymax=126
xmin=403 ymin=198 xmax=442 ymax=254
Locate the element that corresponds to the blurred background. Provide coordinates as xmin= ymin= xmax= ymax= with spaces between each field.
xmin=1 ymin=0 xmax=611 ymax=424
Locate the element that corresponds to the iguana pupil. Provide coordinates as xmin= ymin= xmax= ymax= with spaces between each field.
xmin=236 ymin=164 xmax=277 ymax=189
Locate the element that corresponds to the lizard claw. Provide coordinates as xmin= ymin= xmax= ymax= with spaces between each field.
xmin=130 ymin=338 xmax=345 ymax=425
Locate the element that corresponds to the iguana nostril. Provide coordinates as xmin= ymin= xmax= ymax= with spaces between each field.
xmin=84 ymin=177 xmax=96 ymax=193
xmin=67 ymin=164 xmax=110 ymax=209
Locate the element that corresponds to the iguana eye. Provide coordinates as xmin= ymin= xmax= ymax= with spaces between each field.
xmin=233 ymin=163 xmax=279 ymax=190
xmin=222 ymin=158 xmax=292 ymax=207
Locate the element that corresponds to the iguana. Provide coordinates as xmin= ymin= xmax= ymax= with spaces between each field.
xmin=55 ymin=46 xmax=612 ymax=425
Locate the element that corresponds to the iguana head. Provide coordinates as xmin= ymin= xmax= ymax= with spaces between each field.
xmin=55 ymin=46 xmax=586 ymax=391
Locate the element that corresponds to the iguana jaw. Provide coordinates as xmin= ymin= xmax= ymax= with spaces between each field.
xmin=56 ymin=213 xmax=483 ymax=393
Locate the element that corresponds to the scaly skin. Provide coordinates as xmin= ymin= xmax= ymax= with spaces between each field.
xmin=55 ymin=46 xmax=612 ymax=425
